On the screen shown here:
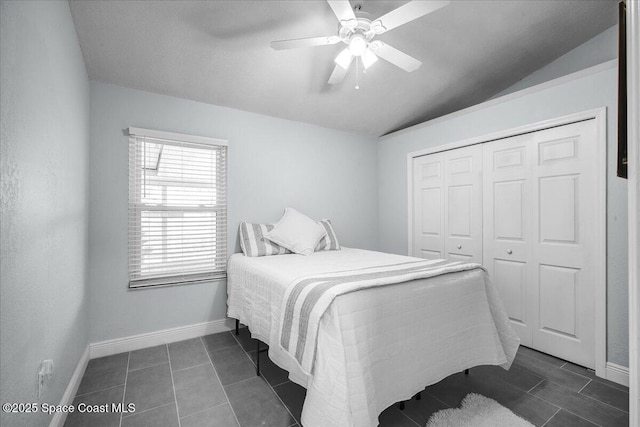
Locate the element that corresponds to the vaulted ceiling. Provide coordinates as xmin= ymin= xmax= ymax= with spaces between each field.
xmin=69 ymin=0 xmax=617 ymax=136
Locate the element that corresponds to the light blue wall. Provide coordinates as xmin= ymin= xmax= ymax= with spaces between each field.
xmin=494 ymin=25 xmax=618 ymax=98
xmin=88 ymin=81 xmax=378 ymax=343
xmin=0 ymin=1 xmax=90 ymax=426
xmin=377 ymin=65 xmax=628 ymax=366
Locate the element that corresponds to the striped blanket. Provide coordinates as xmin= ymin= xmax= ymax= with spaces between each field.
xmin=278 ymin=258 xmax=484 ymax=374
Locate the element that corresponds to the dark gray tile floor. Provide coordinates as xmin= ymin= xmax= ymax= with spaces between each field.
xmin=65 ymin=328 xmax=629 ymax=427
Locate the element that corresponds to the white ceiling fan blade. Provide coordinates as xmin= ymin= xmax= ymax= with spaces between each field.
xmin=328 ymin=60 xmax=352 ymax=85
xmin=327 ymin=0 xmax=356 ymax=24
xmin=271 ymin=35 xmax=340 ymax=50
xmin=361 ymin=48 xmax=378 ymax=69
xmin=372 ymin=42 xmax=422 ymax=72
xmin=373 ymin=0 xmax=450 ymax=33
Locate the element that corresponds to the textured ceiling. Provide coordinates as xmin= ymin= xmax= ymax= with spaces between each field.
xmin=69 ymin=0 xmax=617 ymax=136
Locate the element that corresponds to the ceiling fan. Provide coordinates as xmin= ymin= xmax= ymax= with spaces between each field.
xmin=270 ymin=0 xmax=450 ymax=86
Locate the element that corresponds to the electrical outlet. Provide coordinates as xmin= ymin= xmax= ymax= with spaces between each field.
xmin=38 ymin=360 xmax=54 ymax=399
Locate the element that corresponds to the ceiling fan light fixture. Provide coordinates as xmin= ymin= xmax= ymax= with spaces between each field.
xmin=348 ymin=34 xmax=367 ymax=57
xmin=370 ymin=20 xmax=386 ymax=34
xmin=361 ymin=48 xmax=378 ymax=69
xmin=335 ymin=48 xmax=353 ymax=69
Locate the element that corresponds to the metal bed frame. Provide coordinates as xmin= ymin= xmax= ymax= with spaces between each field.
xmin=234 ymin=318 xmax=469 ymax=411
xmin=235 ymin=319 xmax=268 ymax=377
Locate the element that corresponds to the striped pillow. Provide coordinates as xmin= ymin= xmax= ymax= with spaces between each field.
xmin=239 ymin=222 xmax=290 ymax=257
xmin=315 ymin=219 xmax=340 ymax=251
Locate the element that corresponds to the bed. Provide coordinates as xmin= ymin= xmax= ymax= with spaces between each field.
xmin=227 ymin=247 xmax=519 ymax=427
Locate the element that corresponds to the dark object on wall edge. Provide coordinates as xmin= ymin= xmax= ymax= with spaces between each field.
xmin=618 ymin=1 xmax=628 ymax=179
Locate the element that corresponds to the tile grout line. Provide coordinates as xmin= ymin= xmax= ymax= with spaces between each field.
xmin=556 ymin=361 xmax=630 ymax=394
xmin=515 ymin=352 xmax=593 ymax=383
xmin=271 ymin=379 xmax=292 ymax=388
xmin=527 ymin=378 xmax=545 ymax=393
xmin=166 ymin=344 xmax=183 ymax=427
xmin=178 ymin=400 xmax=229 ymax=422
xmin=75 ymin=383 xmax=126 ymax=398
xmin=581 ymin=395 xmax=630 ymax=415
xmin=200 ymin=336 xmax=243 ymax=427
xmin=395 ymin=405 xmax=421 ymax=427
xmin=529 ymin=359 xmax=636 ymax=423
xmin=170 ymin=361 xmax=211 ymax=374
xmin=122 ymin=402 xmax=175 ymax=420
xmin=127 ymin=361 xmax=168 ymax=373
xmin=231 ymin=330 xmax=300 ymax=425
xmin=423 ymin=390 xmax=453 ymax=410
xmin=519 ymin=348 xmax=569 ymax=368
xmin=118 ymin=352 xmax=131 ymax=427
xmin=528 ymin=371 xmax=630 ymax=415
xmin=530 ymin=392 xmax=606 ymax=427
xmin=221 ymin=374 xmax=260 ymax=389
xmin=519 ymin=360 xmax=630 ymax=421
xmin=577 ymin=378 xmax=592 ymax=394
xmin=121 ymin=362 xmax=184 ymax=417
xmin=539 ymin=407 xmax=561 ymax=427
xmin=514 ymin=355 xmax=631 ymax=415
xmin=564 ymin=409 xmax=606 ymax=427
xmin=558 ymin=365 xmax=629 ymax=392
xmin=206 ymin=343 xmax=240 ymax=354
xmin=556 ymin=408 xmax=606 ymax=427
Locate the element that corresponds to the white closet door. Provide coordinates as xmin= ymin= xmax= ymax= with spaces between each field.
xmin=483 ymin=120 xmax=598 ymax=368
xmin=444 ymin=145 xmax=483 ymax=263
xmin=530 ymin=120 xmax=597 ymax=368
xmin=413 ymin=153 xmax=445 ymax=259
xmin=483 ymin=134 xmax=535 ymax=346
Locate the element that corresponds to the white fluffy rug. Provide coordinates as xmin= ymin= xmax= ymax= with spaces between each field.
xmin=425 ymin=393 xmax=535 ymax=427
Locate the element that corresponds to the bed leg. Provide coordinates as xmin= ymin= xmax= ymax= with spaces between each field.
xmin=399 ymin=402 xmax=405 ymax=410
xmin=256 ymin=340 xmax=261 ymax=377
xmin=235 ymin=319 xmax=239 ymax=336
xmin=464 ymin=369 xmax=469 ymax=375
xmin=416 ymin=392 xmax=421 ymax=400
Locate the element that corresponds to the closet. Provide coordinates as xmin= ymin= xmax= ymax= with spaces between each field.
xmin=411 ymin=118 xmax=600 ymax=369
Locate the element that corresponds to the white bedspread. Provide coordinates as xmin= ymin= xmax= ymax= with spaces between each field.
xmin=227 ymin=248 xmax=519 ymax=427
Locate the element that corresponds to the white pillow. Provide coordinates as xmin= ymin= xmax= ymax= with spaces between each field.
xmin=264 ymin=208 xmax=327 ymax=256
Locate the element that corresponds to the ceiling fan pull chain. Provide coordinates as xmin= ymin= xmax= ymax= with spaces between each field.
xmin=355 ymin=57 xmax=360 ymax=90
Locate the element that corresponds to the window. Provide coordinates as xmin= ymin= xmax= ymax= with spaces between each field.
xmin=128 ymin=127 xmax=227 ymax=289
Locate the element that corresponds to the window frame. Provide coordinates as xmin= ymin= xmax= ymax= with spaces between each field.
xmin=127 ymin=127 xmax=228 ymax=290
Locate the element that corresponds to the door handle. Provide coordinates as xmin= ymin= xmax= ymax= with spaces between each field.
xmin=457 ymin=245 xmax=462 ymax=250
xmin=507 ymin=249 xmax=513 ymax=255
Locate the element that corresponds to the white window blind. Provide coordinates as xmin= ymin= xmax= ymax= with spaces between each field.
xmin=128 ymin=128 xmax=227 ymax=289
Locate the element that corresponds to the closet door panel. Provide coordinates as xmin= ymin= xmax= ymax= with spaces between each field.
xmin=483 ymin=135 xmax=534 ymax=346
xmin=444 ymin=145 xmax=483 ymax=263
xmin=539 ymin=264 xmax=579 ymax=337
xmin=531 ymin=120 xmax=597 ymax=368
xmin=413 ymin=154 xmax=445 ymax=260
xmin=494 ymin=259 xmax=527 ymax=326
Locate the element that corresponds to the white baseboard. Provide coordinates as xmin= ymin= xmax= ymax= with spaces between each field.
xmin=89 ymin=318 xmax=235 ymax=359
xmin=49 ymin=346 xmax=90 ymax=427
xmin=605 ymin=362 xmax=630 ymax=387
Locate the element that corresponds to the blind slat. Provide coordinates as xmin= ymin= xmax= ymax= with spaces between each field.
xmin=128 ymin=134 xmax=227 ymax=288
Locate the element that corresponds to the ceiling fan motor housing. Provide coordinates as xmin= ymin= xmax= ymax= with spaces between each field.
xmin=338 ymin=16 xmax=385 ymax=53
